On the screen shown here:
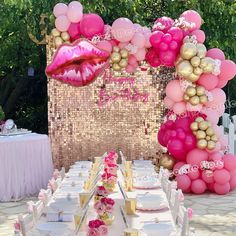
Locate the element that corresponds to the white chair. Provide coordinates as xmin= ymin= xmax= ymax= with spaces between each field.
xmin=176 ymin=205 xmax=189 ymax=236
xmin=32 ymin=200 xmax=45 ymax=222
xmin=169 ymin=189 xmax=183 ymax=223
xmin=38 ymin=188 xmax=52 ymax=206
xmin=60 ymin=167 xmax=66 ymax=180
xmin=18 ymin=214 xmax=34 ymax=236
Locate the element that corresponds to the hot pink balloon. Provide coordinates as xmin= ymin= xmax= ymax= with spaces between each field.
xmin=153 ymin=17 xmax=174 ymax=32
xmin=135 ymin=48 xmax=146 ymax=61
xmin=165 ymin=80 xmax=183 ymax=102
xmin=150 ymin=31 xmax=164 ymax=48
xmin=206 ymin=48 xmax=225 ymax=60
xmin=173 ymin=102 xmax=186 ymax=115
xmin=111 ymin=18 xmax=135 ymax=43
xmin=159 ymin=50 xmax=176 ymax=66
xmin=97 ymin=40 xmax=112 ymax=53
xmin=174 ymin=117 xmax=191 ymax=133
xmin=230 ymin=176 xmax=236 ymax=190
xmin=168 ymin=27 xmax=184 ymax=42
xmin=80 ymin=14 xmax=104 ymax=39
xmin=191 ymin=29 xmax=205 ymax=43
xmin=184 ymin=134 xmax=197 ymax=151
xmin=169 ymin=41 xmax=178 ymax=50
xmin=191 ymin=179 xmax=207 ymax=194
xmin=176 ymin=175 xmax=191 ymax=192
xmin=186 ymin=148 xmax=208 ymax=166
xmin=55 ymin=15 xmax=70 ymax=32
xmin=173 ymin=162 xmax=186 ymax=176
xmin=53 ymin=3 xmax=68 ymax=17
xmin=131 ymin=32 xmax=146 ymax=48
xmin=214 ymin=169 xmax=230 ymax=185
xmin=219 ymin=60 xmax=236 ymax=81
xmin=67 ymin=1 xmax=83 ymax=23
xmin=202 ymin=108 xmax=219 ymax=125
xmin=202 ymin=170 xmax=214 ymax=183
xmin=222 ymin=154 xmax=236 ymax=171
xmin=216 ymin=79 xmax=228 ymax=88
xmin=164 ymin=96 xmax=174 ymax=109
xmin=214 ymin=182 xmax=230 ymax=195
xmin=167 ymin=139 xmax=187 ymax=161
xmin=188 ymin=169 xmax=200 ymax=180
xmin=197 ymin=74 xmax=218 ymax=90
xmin=68 ymin=22 xmax=80 ymax=40
xmin=207 ymin=183 xmax=215 ymax=192
xmin=181 ymin=10 xmax=202 ymax=30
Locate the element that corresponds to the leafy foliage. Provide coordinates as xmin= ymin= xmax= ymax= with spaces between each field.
xmin=0 ymin=0 xmax=235 ymax=133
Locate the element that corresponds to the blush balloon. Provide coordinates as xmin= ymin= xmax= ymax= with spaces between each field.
xmin=165 ymin=80 xmax=183 ymax=102
xmin=176 ymin=175 xmax=191 ymax=192
xmin=188 ymin=169 xmax=200 ymax=180
xmin=206 ymin=48 xmax=225 ymax=60
xmin=191 ymin=29 xmax=205 ymax=43
xmin=53 ymin=3 xmax=68 ymax=17
xmin=229 ymin=176 xmax=236 ymax=191
xmin=214 ymin=182 xmax=230 ymax=195
xmin=219 ymin=60 xmax=236 ymax=81
xmin=181 ymin=10 xmax=202 ymax=30
xmin=197 ymin=74 xmax=219 ymax=90
xmin=97 ymin=40 xmax=112 ymax=53
xmin=173 ymin=102 xmax=186 ymax=115
xmin=55 ymin=15 xmax=70 ymax=32
xmin=67 ymin=1 xmax=83 ymax=23
xmin=216 ymin=79 xmax=228 ymax=88
xmin=164 ymin=96 xmax=174 ymax=109
xmin=191 ymin=179 xmax=207 ymax=194
xmin=202 ymin=170 xmax=214 ymax=183
xmin=131 ymin=32 xmax=146 ymax=48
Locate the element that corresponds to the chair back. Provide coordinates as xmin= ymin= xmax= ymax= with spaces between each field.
xmin=177 ymin=205 xmax=189 ymax=236
xmin=18 ymin=214 xmax=34 ymax=236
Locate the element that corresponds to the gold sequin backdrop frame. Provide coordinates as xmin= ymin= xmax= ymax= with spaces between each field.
xmin=46 ymin=36 xmax=173 ymax=169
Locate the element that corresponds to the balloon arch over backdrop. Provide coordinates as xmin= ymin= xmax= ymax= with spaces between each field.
xmin=46 ymin=1 xmax=236 ymax=195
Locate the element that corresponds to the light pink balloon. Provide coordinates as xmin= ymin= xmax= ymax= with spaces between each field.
xmin=214 ymin=169 xmax=231 ymax=184
xmin=206 ymin=48 xmax=225 ymax=60
xmin=173 ymin=102 xmax=186 ymax=115
xmin=164 ymin=96 xmax=174 ymax=109
xmin=142 ymin=26 xmax=151 ymax=34
xmin=144 ymin=32 xmax=152 ymax=48
xmin=55 ymin=15 xmax=70 ymax=32
xmin=222 ymin=154 xmax=236 ymax=171
xmin=165 ymin=80 xmax=184 ymax=102
xmin=118 ymin=42 xmax=128 ymax=49
xmin=214 ymin=182 xmax=230 ymax=195
xmin=181 ymin=10 xmax=202 ymax=30
xmin=191 ymin=29 xmax=205 ymax=43
xmin=128 ymin=55 xmax=137 ymax=65
xmin=219 ymin=60 xmax=236 ymax=81
xmin=209 ymin=152 xmax=223 ymax=161
xmin=188 ymin=169 xmax=200 ymax=180
xmin=53 ymin=3 xmax=68 ymax=17
xmin=186 ymin=103 xmax=202 ymax=112
xmin=186 ymin=148 xmax=208 ymax=166
xmin=202 ymin=108 xmax=219 ymax=125
xmin=212 ymin=124 xmax=224 ymax=138
xmin=216 ymin=79 xmax=228 ymax=88
xmin=111 ymin=18 xmax=135 ymax=43
xmin=131 ymin=32 xmax=146 ymax=48
xmin=229 ymin=176 xmax=236 ymax=191
xmin=219 ymin=135 xmax=228 ymax=151
xmin=67 ymin=1 xmax=83 ymax=23
xmin=206 ymin=88 xmax=226 ymax=107
xmin=135 ymin=48 xmax=146 ymax=61
xmin=96 ymin=40 xmax=112 ymax=53
xmin=202 ymin=170 xmax=214 ymax=183
xmin=176 ymin=175 xmax=192 ymax=192
xmin=191 ymin=179 xmax=207 ymax=194
xmin=197 ymin=74 xmax=218 ymax=90
xmin=126 ymin=65 xmax=135 ymax=73
xmin=133 ymin=23 xmax=142 ymax=33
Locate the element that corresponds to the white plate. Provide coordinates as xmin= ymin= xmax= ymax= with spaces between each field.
xmin=137 ymin=193 xmax=167 ymax=210
xmin=142 ymin=223 xmax=174 ymax=236
xmin=133 ymin=177 xmax=160 ymax=189
xmin=36 ymin=222 xmax=68 ymax=233
xmin=49 ymin=199 xmax=77 ymax=213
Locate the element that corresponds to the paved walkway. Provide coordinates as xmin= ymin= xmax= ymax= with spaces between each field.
xmin=0 ymin=191 xmax=235 ymax=236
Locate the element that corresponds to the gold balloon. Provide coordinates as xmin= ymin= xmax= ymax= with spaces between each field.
xmin=196 ymin=130 xmax=206 ymax=139
xmin=51 ymin=28 xmax=60 ymax=37
xmin=196 ymin=43 xmax=207 ymax=58
xmin=211 ymin=135 xmax=218 ymax=142
xmin=119 ymin=59 xmax=128 ymax=68
xmin=194 ymin=67 xmax=203 ymax=75
xmin=111 ymin=52 xmax=121 ymax=63
xmin=195 ymin=117 xmax=204 ymax=123
xmin=112 ymin=63 xmax=121 ymax=71
xmin=113 ymin=46 xmax=120 ymax=52
xmin=196 ymin=86 xmax=205 ymax=96
xmin=175 ymin=56 xmax=183 ymax=65
xmin=206 ymin=136 xmax=211 ymax=141
xmin=186 ymin=86 xmax=196 ymax=97
xmin=61 ymin=32 xmax=70 ymax=41
xmin=176 ymin=60 xmax=193 ymax=77
xmin=190 ymin=122 xmax=199 ymax=131
xmin=120 ymin=49 xmax=129 ymax=58
xmin=180 ymin=43 xmax=197 ymax=60
xmin=55 ymin=37 xmax=63 ymax=47
xmin=190 ymin=95 xmax=200 ymax=105
xmin=187 ymin=73 xmax=199 ymax=82
xmin=197 ymin=139 xmax=208 ymax=149
xmin=200 ymin=57 xmax=215 ymax=73
xmin=184 ymin=94 xmax=190 ymax=101
xmin=206 ymin=127 xmax=214 ymax=136
xmin=159 ymin=154 xmax=175 ymax=170
xmin=199 ymin=95 xmax=208 ymax=104
xmin=190 ymin=56 xmax=201 ymax=67
xmin=199 ymin=121 xmax=209 ymax=130
xmin=207 ymin=141 xmax=216 ymax=150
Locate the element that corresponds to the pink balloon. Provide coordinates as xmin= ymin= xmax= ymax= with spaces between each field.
xmin=214 ymin=182 xmax=230 ymax=195
xmin=53 ymin=3 xmax=68 ymax=17
xmin=220 ymin=135 xmax=228 ymax=151
xmin=202 ymin=108 xmax=219 ymax=125
xmin=150 ymin=31 xmax=164 ymax=48
xmin=174 ymin=117 xmax=191 ymax=133
xmin=222 ymin=154 xmax=236 ymax=171
xmin=216 ymin=79 xmax=228 ymax=88
xmin=230 ymin=176 xmax=236 ymax=190
xmin=188 ymin=169 xmax=200 ymax=180
xmin=197 ymin=74 xmax=218 ymax=90
xmin=67 ymin=1 xmax=83 ymax=23
xmin=207 ymin=183 xmax=215 ymax=192
xmin=219 ymin=60 xmax=236 ymax=81
xmin=134 ymin=48 xmax=146 ymax=61
xmin=169 ymin=41 xmax=178 ymax=50
xmin=176 ymin=175 xmax=191 ymax=192
xmin=55 ymin=15 xmax=70 ymax=32
xmin=131 ymin=32 xmax=146 ymax=48
xmin=184 ymin=134 xmax=197 ymax=151
xmin=202 ymin=170 xmax=214 ymax=183
xmin=134 ymin=23 xmax=142 ymax=33
xmin=186 ymin=103 xmax=202 ymax=112
xmin=68 ymin=22 xmax=80 ymax=39
xmin=167 ymin=139 xmax=187 ymax=161
xmin=230 ymin=169 xmax=236 ymax=178
xmin=145 ymin=48 xmax=161 ymax=67
xmin=80 ymin=14 xmax=104 ymax=39
xmin=125 ymin=65 xmax=135 ymax=73
xmin=191 ymin=30 xmax=205 ymax=43
xmin=128 ymin=55 xmax=137 ymax=65
xmin=191 ymin=179 xmax=207 ymax=194
xmin=118 ymin=42 xmax=128 ymax=49
xmin=159 ymin=50 xmax=176 ymax=66
xmin=96 ymin=40 xmax=112 ymax=53
xmin=206 ymin=88 xmax=226 ymax=107
xmin=167 ymin=27 xmax=184 ymax=42
xmin=212 ymin=125 xmax=223 ymax=138
xmin=173 ymin=162 xmax=186 ymax=175
xmin=214 ymin=169 xmax=231 ymax=184
xmin=111 ymin=18 xmax=135 ymax=43
xmin=165 ymin=80 xmax=183 ymax=102
xmin=144 ymin=32 xmax=152 ymax=48
xmin=164 ymin=96 xmax=174 ymax=109
xmin=206 ymin=48 xmax=225 ymax=60
xmin=153 ymin=17 xmax=174 ymax=32
xmin=173 ymin=102 xmax=186 ymax=115
xmin=186 ymin=148 xmax=208 ymax=166
xmin=181 ymin=10 xmax=202 ymax=30
xmin=162 ymin=33 xmax=172 ymax=43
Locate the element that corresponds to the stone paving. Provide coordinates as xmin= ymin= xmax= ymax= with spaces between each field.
xmin=0 ymin=191 xmax=235 ymax=236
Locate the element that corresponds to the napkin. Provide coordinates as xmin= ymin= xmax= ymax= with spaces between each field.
xmin=47 ymin=212 xmax=74 ymax=222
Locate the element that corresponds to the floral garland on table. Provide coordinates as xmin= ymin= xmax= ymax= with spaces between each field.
xmin=94 ymin=186 xmax=109 ymax=203
xmin=87 ymin=219 xmax=108 ymax=236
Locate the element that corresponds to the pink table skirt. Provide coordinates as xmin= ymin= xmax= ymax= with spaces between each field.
xmin=0 ymin=133 xmax=53 ymax=201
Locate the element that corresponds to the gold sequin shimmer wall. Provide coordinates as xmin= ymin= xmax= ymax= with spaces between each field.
xmin=47 ymin=36 xmax=172 ymax=169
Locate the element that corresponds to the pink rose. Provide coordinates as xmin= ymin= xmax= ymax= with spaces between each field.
xmin=98 ymin=225 xmax=108 ymax=235
xmin=87 ymin=228 xmax=99 ymax=236
xmin=94 ymin=202 xmax=106 ymax=216
xmin=97 ymin=186 xmax=108 ymax=197
xmin=106 ymin=204 xmax=114 ymax=213
xmin=187 ymin=208 xmax=193 ymax=219
xmin=14 ymin=221 xmax=21 ymax=230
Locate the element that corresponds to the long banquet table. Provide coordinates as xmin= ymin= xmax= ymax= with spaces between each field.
xmin=0 ymin=133 xmax=53 ymax=201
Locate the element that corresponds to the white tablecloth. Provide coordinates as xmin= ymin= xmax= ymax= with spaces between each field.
xmin=0 ymin=133 xmax=53 ymax=201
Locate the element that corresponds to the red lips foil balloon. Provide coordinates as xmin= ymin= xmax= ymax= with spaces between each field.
xmin=46 ymin=39 xmax=110 ymax=86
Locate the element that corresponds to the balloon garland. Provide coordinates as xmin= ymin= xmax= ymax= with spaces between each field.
xmin=47 ymin=1 xmax=236 ymax=195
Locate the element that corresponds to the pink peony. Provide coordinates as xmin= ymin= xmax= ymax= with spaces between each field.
xmin=94 ymin=201 xmax=106 ymax=215
xmin=98 ymin=225 xmax=108 ymax=235
xmin=97 ymin=186 xmax=108 ymax=197
xmin=87 ymin=228 xmax=99 ymax=236
xmin=106 ymin=204 xmax=114 ymax=213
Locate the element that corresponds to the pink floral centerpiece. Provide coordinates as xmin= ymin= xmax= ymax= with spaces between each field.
xmin=87 ymin=219 xmax=108 ymax=236
xmin=101 ymin=171 xmax=117 ymax=192
xmin=94 ymin=197 xmax=115 ymax=225
xmin=94 ymin=186 xmax=109 ymax=203
xmin=104 ymin=151 xmax=118 ymax=166
xmin=104 ymin=163 xmax=118 ymax=175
